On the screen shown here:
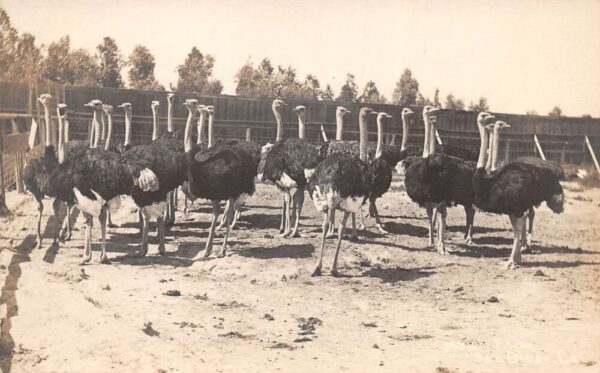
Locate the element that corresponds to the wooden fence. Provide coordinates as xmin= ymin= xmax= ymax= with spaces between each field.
xmin=1 ymin=80 xmax=600 ymax=192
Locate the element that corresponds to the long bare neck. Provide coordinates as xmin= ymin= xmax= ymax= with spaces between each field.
xmin=124 ymin=110 xmax=132 ymax=147
xmin=297 ymin=115 xmax=305 ymax=139
xmin=196 ymin=111 xmax=205 ymax=145
xmin=93 ymin=109 xmax=101 ymax=148
xmin=375 ymin=117 xmax=384 ymax=159
xmin=64 ymin=117 xmax=69 ymax=143
xmin=491 ymin=126 xmax=501 ymax=172
xmin=184 ymin=109 xmax=195 ymax=152
xmin=336 ymin=112 xmax=344 ymax=140
xmin=401 ymin=113 xmax=410 ymax=151
xmin=167 ymin=100 xmax=174 ymax=133
xmin=429 ymin=121 xmax=437 ymax=155
xmin=104 ymin=113 xmax=113 ymax=150
xmin=359 ymin=114 xmax=368 ymax=161
xmin=476 ymin=122 xmax=488 ymax=169
xmin=57 ymin=112 xmax=64 ymax=163
xmin=207 ymin=113 xmax=214 ymax=148
xmin=43 ymin=104 xmax=52 ymax=147
xmin=274 ymin=108 xmax=283 ymax=142
xmin=152 ymin=108 xmax=159 ymax=141
xmin=422 ymin=116 xmax=430 ymax=158
xmin=100 ymin=112 xmax=106 ymax=141
xmin=485 ymin=129 xmax=494 ymax=173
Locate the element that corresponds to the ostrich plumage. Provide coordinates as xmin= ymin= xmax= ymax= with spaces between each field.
xmin=472 ymin=115 xmax=564 ymax=268
xmin=307 ymin=108 xmax=375 ymax=277
xmin=182 ymin=99 xmax=256 ymax=259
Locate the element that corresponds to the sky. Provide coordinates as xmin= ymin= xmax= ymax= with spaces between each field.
xmin=3 ymin=0 xmax=600 ymax=117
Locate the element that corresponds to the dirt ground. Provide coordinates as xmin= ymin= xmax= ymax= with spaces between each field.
xmin=0 ymin=177 xmax=599 ymax=373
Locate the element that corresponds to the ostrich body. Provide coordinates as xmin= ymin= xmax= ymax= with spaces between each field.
xmin=473 ymin=114 xmax=564 ymax=268
xmin=258 ymin=101 xmax=323 ymax=238
xmin=49 ymin=100 xmax=160 ymax=264
xmin=182 ymin=99 xmax=256 ymax=259
xmin=307 ymin=107 xmax=374 ymax=277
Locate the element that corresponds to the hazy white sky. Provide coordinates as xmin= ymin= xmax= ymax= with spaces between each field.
xmin=3 ymin=0 xmax=600 ymax=116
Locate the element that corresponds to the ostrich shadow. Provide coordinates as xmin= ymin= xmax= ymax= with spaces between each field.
xmin=362 ymin=266 xmax=436 ymax=284
xmin=384 ymin=221 xmax=429 ymax=237
xmin=172 ymin=240 xmax=251 ymax=259
xmin=449 ymin=243 xmax=512 ymax=258
xmin=235 ymin=243 xmax=315 ymax=259
xmin=520 ymin=260 xmax=600 ymax=269
xmin=111 ymin=254 xmax=193 ymax=267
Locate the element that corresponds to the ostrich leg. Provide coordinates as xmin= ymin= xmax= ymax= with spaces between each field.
xmin=523 ymin=207 xmax=535 ymax=251
xmin=99 ymin=207 xmax=110 ymax=264
xmin=312 ymin=210 xmax=331 ymax=277
xmin=59 ymin=204 xmax=73 ymax=242
xmin=281 ymin=192 xmax=292 ymax=237
xmin=131 ymin=209 xmax=149 ymax=258
xmin=196 ymin=200 xmax=221 ymax=259
xmin=520 ymin=209 xmax=530 ymax=253
xmin=217 ymin=200 xmax=231 ymax=230
xmin=35 ymin=198 xmax=44 ymax=249
xmin=464 ymin=205 xmax=475 ymax=245
xmin=507 ymin=214 xmax=524 ymax=269
xmin=80 ymin=213 xmax=94 ymax=265
xmin=279 ymin=195 xmax=287 ymax=234
xmin=327 ymin=210 xmax=336 ymax=238
xmin=436 ymin=202 xmax=448 ymax=255
xmin=230 ymin=203 xmax=242 ymax=230
xmin=157 ymin=215 xmax=166 ymax=256
xmin=106 ymin=210 xmax=117 ymax=228
xmin=426 ymin=203 xmax=436 ymax=248
xmin=349 ymin=213 xmax=359 ymax=242
xmin=287 ymin=189 xmax=304 ymax=238
xmin=217 ymin=198 xmax=236 ymax=258
xmin=330 ymin=211 xmax=351 ymax=277
xmin=369 ymin=195 xmax=388 ymax=234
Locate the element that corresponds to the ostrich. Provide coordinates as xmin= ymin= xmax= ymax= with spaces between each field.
xmin=307 ymin=107 xmax=375 ymax=277
xmin=182 ymin=104 xmax=206 ymax=213
xmin=48 ymin=99 xmax=161 ymax=264
xmin=473 ymin=114 xmax=564 ymax=268
xmin=258 ymin=100 xmax=323 ymax=238
xmin=118 ymin=102 xmax=134 ymax=153
xmin=182 ymin=99 xmax=256 ymax=259
xmin=23 ymin=94 xmax=60 ymax=249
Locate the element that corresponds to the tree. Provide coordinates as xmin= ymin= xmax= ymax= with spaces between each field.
xmin=97 ymin=37 xmax=124 ymax=88
xmin=337 ymin=73 xmax=358 ymax=102
xmin=392 ymin=68 xmax=419 ymax=105
xmin=0 ymin=8 xmax=19 ymax=81
xmin=433 ymin=88 xmax=441 ymax=108
xmin=43 ymin=36 xmax=72 ymax=84
xmin=176 ymin=47 xmax=221 ymax=94
xmin=526 ymin=110 xmax=538 ymax=116
xmin=548 ymin=106 xmax=562 ymax=117
xmin=468 ymin=97 xmax=490 ymax=112
xmin=69 ymin=49 xmax=101 ymax=86
xmin=128 ymin=45 xmax=163 ymax=90
xmin=582 ymin=114 xmax=592 ymax=119
xmin=359 ymin=80 xmax=387 ymax=104
xmin=416 ymin=93 xmax=432 ymax=106
xmin=206 ymin=79 xmax=224 ymax=96
xmin=444 ymin=93 xmax=465 ymax=110
xmin=321 ymin=84 xmax=335 ymax=101
xmin=12 ymin=33 xmax=43 ymax=83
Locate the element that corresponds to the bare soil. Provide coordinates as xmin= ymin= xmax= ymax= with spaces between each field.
xmin=0 ymin=178 xmax=599 ymax=372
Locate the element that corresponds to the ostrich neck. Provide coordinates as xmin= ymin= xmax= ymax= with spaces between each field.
xmin=104 ymin=114 xmax=113 ymax=150
xmin=429 ymin=121 xmax=437 ymax=156
xmin=491 ymin=126 xmax=501 ymax=172
xmin=422 ymin=116 xmax=430 ymax=158
xmin=476 ymin=121 xmax=488 ymax=169
xmin=57 ymin=112 xmax=64 ymax=163
xmin=167 ymin=101 xmax=174 ymax=132
xmin=207 ymin=113 xmax=214 ymax=148
xmin=375 ymin=117 xmax=384 ymax=159
xmin=485 ymin=129 xmax=494 ymax=173
xmin=152 ymin=109 xmax=159 ymax=141
xmin=100 ymin=112 xmax=106 ymax=140
xmin=124 ymin=110 xmax=132 ymax=147
xmin=359 ymin=114 xmax=368 ymax=161
xmin=297 ymin=115 xmax=305 ymax=139
xmin=401 ymin=113 xmax=409 ymax=151
xmin=64 ymin=117 xmax=69 ymax=143
xmin=43 ymin=103 xmax=52 ymax=147
xmin=336 ymin=112 xmax=344 ymax=140
xmin=184 ymin=109 xmax=195 ymax=152
xmin=274 ymin=109 xmax=283 ymax=142
xmin=93 ymin=109 xmax=101 ymax=148
xmin=196 ymin=112 xmax=205 ymax=145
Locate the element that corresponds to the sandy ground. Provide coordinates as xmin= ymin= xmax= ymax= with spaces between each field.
xmin=0 ymin=177 xmax=599 ymax=373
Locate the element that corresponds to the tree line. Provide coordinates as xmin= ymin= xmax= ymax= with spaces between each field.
xmin=2 ymin=7 xmax=584 ymax=117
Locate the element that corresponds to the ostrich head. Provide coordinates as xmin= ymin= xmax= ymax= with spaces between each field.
xmin=494 ymin=120 xmax=511 ymax=130
xmin=377 ymin=112 xmax=392 ymax=121
xmin=38 ymin=94 xmax=52 ymax=106
xmin=183 ymin=99 xmax=199 ymax=111
xmin=167 ymin=92 xmax=175 ymax=101
xmin=292 ymin=105 xmax=306 ymax=117
xmin=118 ymin=102 xmax=132 ymax=112
xmin=402 ymin=107 xmax=414 ymax=116
xmin=197 ymin=104 xmax=206 ymax=114
xmin=85 ymin=99 xmax=103 ymax=109
xmin=57 ymin=103 xmax=68 ymax=117
xmin=336 ymin=106 xmax=351 ymax=116
xmin=102 ymin=104 xmax=114 ymax=115
xmin=359 ymin=107 xmax=377 ymax=118
xmin=202 ymin=105 xmax=215 ymax=115
xmin=422 ymin=105 xmax=440 ymax=123
xmin=151 ymin=100 xmax=160 ymax=111
xmin=272 ymin=99 xmax=286 ymax=111
xmin=477 ymin=112 xmax=495 ymax=127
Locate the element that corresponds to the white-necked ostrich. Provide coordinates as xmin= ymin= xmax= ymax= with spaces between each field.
xmin=48 ymin=99 xmax=161 ymax=264
xmin=258 ymin=100 xmax=323 ymax=238
xmin=473 ymin=114 xmax=564 ymax=268
xmin=307 ymin=107 xmax=375 ymax=277
xmin=182 ymin=99 xmax=256 ymax=259
xmin=23 ymin=94 xmax=60 ymax=249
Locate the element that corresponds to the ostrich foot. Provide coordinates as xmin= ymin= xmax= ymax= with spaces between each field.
xmin=504 ymin=259 xmax=521 ymax=270
xmin=330 ymin=268 xmax=341 ymax=277
xmin=311 ymin=265 xmax=322 ymax=277
xmin=281 ymin=230 xmax=293 ymax=238
xmin=464 ymin=237 xmax=474 ymax=245
xmin=59 ymin=228 xmax=71 ymax=242
xmin=357 ymin=223 xmax=366 ymax=231
xmin=216 ymin=248 xmax=227 ymax=258
xmin=375 ymin=224 xmax=388 ymax=234
xmin=35 ymin=240 xmax=42 ymax=250
xmin=527 ymin=233 xmax=533 ymax=247
xmin=100 ymin=255 xmax=111 ymax=265
xmin=520 ymin=245 xmax=531 ymax=254
xmin=79 ymin=257 xmax=91 ymax=266
xmin=158 ymin=245 xmax=166 ymax=256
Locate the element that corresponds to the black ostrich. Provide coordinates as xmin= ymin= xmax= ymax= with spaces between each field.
xmin=48 ymin=100 xmax=161 ymax=264
xmin=473 ymin=114 xmax=564 ymax=268
xmin=23 ymin=94 xmax=60 ymax=249
xmin=307 ymin=107 xmax=375 ymax=277
xmin=258 ymin=101 xmax=324 ymax=238
xmin=182 ymin=99 xmax=257 ymax=259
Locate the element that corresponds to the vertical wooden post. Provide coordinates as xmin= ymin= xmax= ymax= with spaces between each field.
xmin=533 ymin=134 xmax=546 ymax=160
xmin=561 ymin=141 xmax=566 ymax=164
xmin=584 ymin=136 xmax=600 ymax=173
xmin=245 ymin=127 xmax=252 ymax=142
xmin=0 ymin=122 xmax=9 ymax=215
xmin=15 ymin=151 xmax=24 ymax=194
xmin=504 ymin=138 xmax=511 ymax=163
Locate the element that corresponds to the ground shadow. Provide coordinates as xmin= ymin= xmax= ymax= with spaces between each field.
xmin=521 ymin=260 xmax=600 ymax=269
xmin=384 ymin=221 xmax=429 ymax=237
xmin=362 ymin=266 xmax=435 ymax=284
xmin=527 ymin=245 xmax=598 ymax=255
xmin=450 ymin=243 xmax=512 ymax=258
xmin=242 ymin=213 xmax=282 ymax=230
xmin=111 ymin=254 xmax=194 ymax=267
xmin=473 ymin=236 xmax=514 ymax=246
xmin=236 ymin=243 xmax=315 ymax=259
xmin=446 ymin=225 xmax=507 ymax=234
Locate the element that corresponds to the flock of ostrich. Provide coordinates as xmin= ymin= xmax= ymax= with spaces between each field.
xmin=23 ymin=92 xmax=565 ymax=276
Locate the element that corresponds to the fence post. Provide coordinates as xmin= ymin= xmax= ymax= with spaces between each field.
xmin=533 ymin=134 xmax=546 ymax=160
xmin=584 ymin=135 xmax=600 ymax=173
xmin=15 ymin=151 xmax=24 ymax=194
xmin=245 ymin=127 xmax=251 ymax=142
xmin=561 ymin=141 xmax=566 ymax=164
xmin=0 ymin=123 xmax=9 ymax=215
